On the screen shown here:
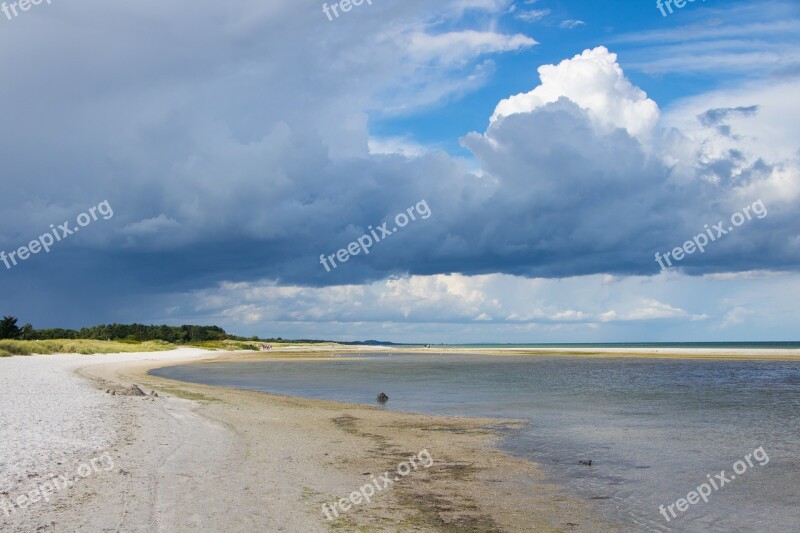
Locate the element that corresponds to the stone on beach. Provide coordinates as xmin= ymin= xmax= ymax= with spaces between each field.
xmin=127 ymin=384 xmax=147 ymax=397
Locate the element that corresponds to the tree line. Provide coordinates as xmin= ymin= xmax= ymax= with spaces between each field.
xmin=0 ymin=316 xmax=231 ymax=343
xmin=0 ymin=315 xmax=394 ymax=345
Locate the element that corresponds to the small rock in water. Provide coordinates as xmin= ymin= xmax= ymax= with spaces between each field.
xmin=376 ymin=392 xmax=389 ymax=403
xmin=579 ymin=459 xmax=593 ymax=466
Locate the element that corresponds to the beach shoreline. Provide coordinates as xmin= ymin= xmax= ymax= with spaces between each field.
xmin=208 ymin=343 xmax=800 ymax=362
xmin=4 ymin=343 xmax=797 ymax=531
xmin=1 ymin=348 xmax=616 ymax=532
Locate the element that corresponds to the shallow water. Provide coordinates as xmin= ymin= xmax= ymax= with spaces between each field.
xmin=152 ymin=354 xmax=800 ymax=532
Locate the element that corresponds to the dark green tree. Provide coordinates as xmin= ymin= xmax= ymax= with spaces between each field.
xmin=19 ymin=323 xmax=33 ymax=340
xmin=0 ymin=316 xmax=21 ymax=339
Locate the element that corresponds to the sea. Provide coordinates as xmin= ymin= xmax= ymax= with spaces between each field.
xmin=152 ymin=345 xmax=800 ymax=532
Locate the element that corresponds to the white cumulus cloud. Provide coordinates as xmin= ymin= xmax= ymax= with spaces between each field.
xmin=490 ymin=46 xmax=660 ymax=139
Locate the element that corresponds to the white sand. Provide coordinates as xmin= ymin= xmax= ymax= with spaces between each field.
xmin=0 ymin=349 xmax=212 ymax=508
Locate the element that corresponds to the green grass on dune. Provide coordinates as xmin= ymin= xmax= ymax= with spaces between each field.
xmin=186 ymin=339 xmax=265 ymax=351
xmin=0 ymin=339 xmax=174 ymax=356
xmin=0 ymin=338 xmax=337 ymax=357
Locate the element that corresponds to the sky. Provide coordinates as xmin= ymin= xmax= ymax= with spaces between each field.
xmin=1 ymin=0 xmax=799 ymax=343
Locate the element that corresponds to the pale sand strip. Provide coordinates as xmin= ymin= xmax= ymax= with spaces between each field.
xmin=1 ymin=349 xmax=616 ymax=532
xmin=257 ymin=344 xmax=800 ymax=361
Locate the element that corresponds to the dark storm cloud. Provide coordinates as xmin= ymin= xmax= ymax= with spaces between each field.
xmin=3 ymin=96 xmax=795 ymax=326
xmin=0 ymin=1 xmax=798 ymax=328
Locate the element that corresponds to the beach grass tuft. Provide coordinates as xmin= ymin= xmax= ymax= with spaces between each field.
xmin=0 ymin=339 xmax=174 ymax=356
xmin=186 ymin=339 xmax=264 ymax=351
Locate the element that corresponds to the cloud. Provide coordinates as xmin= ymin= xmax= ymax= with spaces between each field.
xmin=610 ymin=2 xmax=800 ymax=76
xmin=3 ymin=40 xmax=797 ymax=298
xmin=1 ymin=0 xmax=798 ymax=336
xmin=559 ymin=20 xmax=585 ymax=29
xmin=406 ymin=30 xmax=537 ymax=67
xmin=121 ymin=215 xmax=182 ymax=239
xmin=516 ymin=9 xmax=550 ymax=22
xmin=221 ymin=304 xmax=264 ymax=324
xmin=368 ymin=137 xmax=430 ymax=158
xmin=623 ymin=299 xmax=691 ymax=320
xmin=199 ymin=274 xmax=681 ymax=326
xmin=490 ymin=47 xmax=660 ymax=139
xmin=449 ymin=0 xmax=511 ymax=16
xmin=154 ymin=271 xmax=799 ymax=342
xmin=720 ymin=306 xmax=751 ymax=329
xmin=698 ymin=106 xmax=760 ymax=127
xmin=662 ymin=79 xmax=800 ymax=202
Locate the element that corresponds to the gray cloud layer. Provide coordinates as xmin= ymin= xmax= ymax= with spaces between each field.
xmin=1 ymin=1 xmax=798 ymax=328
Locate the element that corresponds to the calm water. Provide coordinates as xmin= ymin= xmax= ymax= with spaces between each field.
xmin=440 ymin=342 xmax=800 ymax=349
xmin=152 ymin=354 xmax=800 ymax=532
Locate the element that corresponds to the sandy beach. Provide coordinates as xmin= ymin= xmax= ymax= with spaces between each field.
xmin=4 ymin=345 xmax=797 ymax=531
xmin=0 ymin=348 xmax=616 ymax=532
xmin=214 ymin=344 xmax=800 ymax=361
